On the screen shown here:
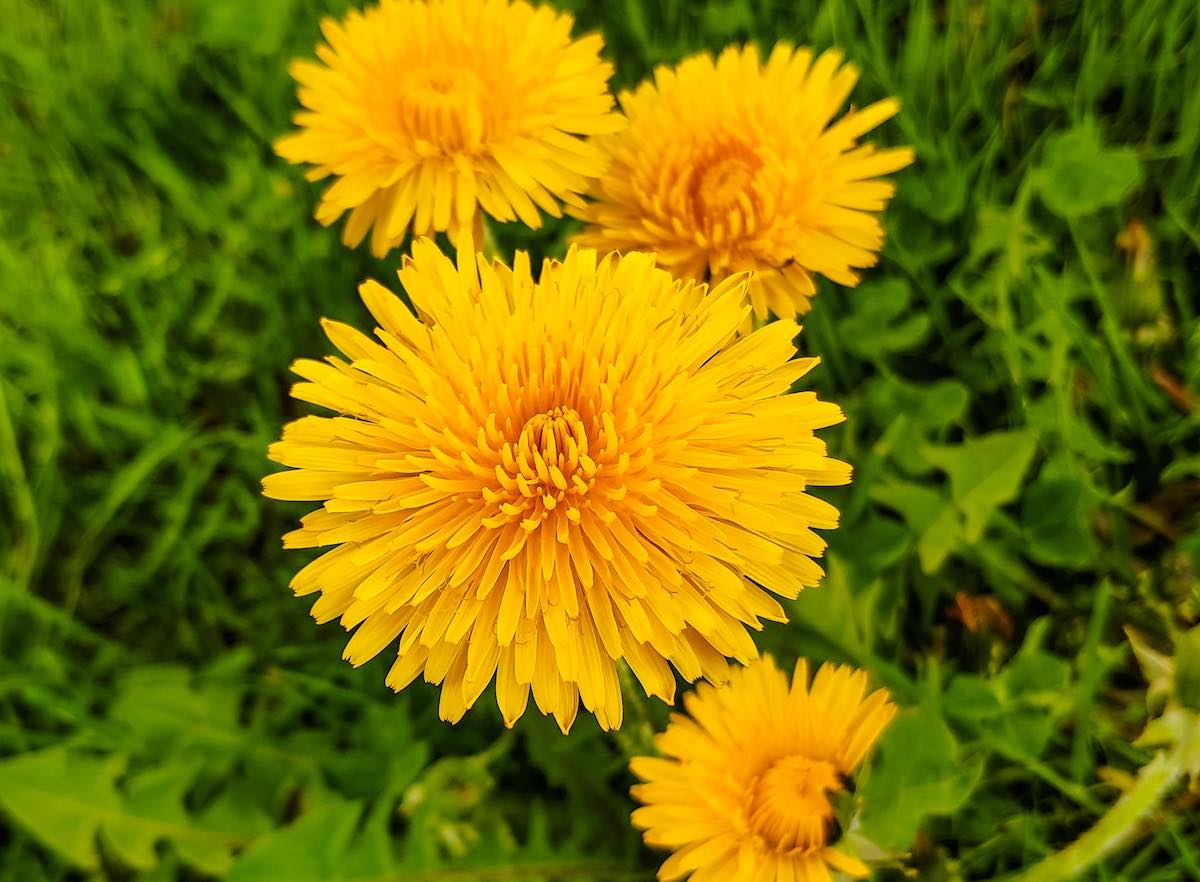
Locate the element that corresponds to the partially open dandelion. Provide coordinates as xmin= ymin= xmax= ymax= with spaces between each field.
xmin=574 ymin=44 xmax=914 ymax=319
xmin=263 ymin=240 xmax=850 ymax=732
xmin=276 ymin=0 xmax=624 ymax=256
xmin=631 ymin=657 xmax=896 ymax=882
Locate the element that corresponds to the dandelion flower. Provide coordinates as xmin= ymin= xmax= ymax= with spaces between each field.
xmin=574 ymin=44 xmax=914 ymax=319
xmin=631 ymin=657 xmax=896 ymax=882
xmin=263 ymin=239 xmax=850 ymax=732
xmin=276 ymin=0 xmax=624 ymax=256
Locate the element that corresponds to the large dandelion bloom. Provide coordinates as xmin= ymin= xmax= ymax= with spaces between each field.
xmin=631 ymin=657 xmax=896 ymax=882
xmin=263 ymin=240 xmax=850 ymax=732
xmin=276 ymin=0 xmax=623 ymax=256
xmin=574 ymin=44 xmax=914 ymax=319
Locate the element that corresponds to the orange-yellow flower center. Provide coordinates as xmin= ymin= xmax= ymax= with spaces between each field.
xmin=399 ymin=67 xmax=490 ymax=154
xmin=677 ymin=138 xmax=765 ymax=259
xmin=494 ymin=406 xmax=599 ymax=531
xmin=747 ymin=754 xmax=843 ymax=854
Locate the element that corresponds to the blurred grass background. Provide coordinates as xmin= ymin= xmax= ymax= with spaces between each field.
xmin=1 ymin=0 xmax=1198 ymax=879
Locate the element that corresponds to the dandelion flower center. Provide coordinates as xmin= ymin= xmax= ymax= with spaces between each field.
xmin=399 ymin=67 xmax=491 ymax=154
xmin=687 ymin=140 xmax=762 ymax=238
xmin=748 ymin=754 xmax=841 ymax=853
xmin=495 ymin=406 xmax=598 ymax=525
xmin=574 ymin=44 xmax=913 ymax=318
xmin=631 ymin=658 xmax=896 ymax=881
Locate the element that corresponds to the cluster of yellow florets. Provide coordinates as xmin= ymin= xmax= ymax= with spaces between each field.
xmin=266 ymin=3 xmax=911 ymax=879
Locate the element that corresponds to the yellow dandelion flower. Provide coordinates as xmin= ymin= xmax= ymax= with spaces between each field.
xmin=574 ymin=44 xmax=914 ymax=319
xmin=631 ymin=657 xmax=896 ymax=882
xmin=262 ymin=239 xmax=851 ymax=732
xmin=276 ymin=0 xmax=624 ymax=256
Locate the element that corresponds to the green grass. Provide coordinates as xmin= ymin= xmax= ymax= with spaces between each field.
xmin=1 ymin=0 xmax=1198 ymax=879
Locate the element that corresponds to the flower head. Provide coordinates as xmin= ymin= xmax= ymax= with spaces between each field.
xmin=574 ymin=44 xmax=913 ymax=319
xmin=276 ymin=0 xmax=623 ymax=256
xmin=631 ymin=657 xmax=896 ymax=882
xmin=263 ymin=240 xmax=850 ymax=732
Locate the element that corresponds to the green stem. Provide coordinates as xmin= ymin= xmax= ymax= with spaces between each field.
xmin=1010 ymin=750 xmax=1185 ymax=882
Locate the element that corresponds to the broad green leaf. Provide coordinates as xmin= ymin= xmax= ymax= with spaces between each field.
xmin=918 ymin=380 xmax=971 ymax=431
xmin=1027 ymin=396 xmax=1130 ymax=464
xmin=858 ymin=707 xmax=983 ymax=850
xmin=942 ymin=676 xmax=1004 ymax=722
xmin=917 ymin=505 xmax=965 ymax=574
xmin=327 ymin=704 xmax=430 ymax=800
xmin=839 ymin=516 xmax=910 ymax=583
xmin=0 ymin=748 xmax=242 ymax=872
xmin=902 ymin=162 xmax=969 ymax=223
xmin=121 ymin=762 xmax=252 ymax=875
xmin=1020 ymin=477 xmax=1099 ymax=569
xmin=1004 ymin=645 xmax=1071 ymax=702
xmin=227 ymin=800 xmax=390 ymax=882
xmin=839 ymin=279 xmax=931 ymax=358
xmin=924 ymin=430 xmax=1039 ymax=541
xmin=944 ymin=622 xmax=1073 ymax=760
xmin=1037 ymin=123 xmax=1142 ymax=217
xmin=864 ymin=375 xmax=969 ymax=436
xmin=0 ymin=748 xmax=125 ymax=869
xmin=871 ymin=479 xmax=964 ymax=573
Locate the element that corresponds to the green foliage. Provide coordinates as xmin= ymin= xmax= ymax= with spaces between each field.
xmin=1037 ymin=123 xmax=1144 ymax=219
xmin=859 ymin=707 xmax=984 ymax=851
xmin=0 ymin=748 xmax=244 ymax=874
xmin=2 ymin=0 xmax=1199 ymax=879
xmin=1175 ymin=626 xmax=1200 ymax=713
xmin=924 ymin=429 xmax=1039 ymax=543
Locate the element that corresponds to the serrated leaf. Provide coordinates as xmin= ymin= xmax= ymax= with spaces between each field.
xmin=0 ymin=748 xmax=125 ymax=869
xmin=924 ymin=430 xmax=1039 ymax=541
xmin=0 ymin=748 xmax=242 ymax=873
xmin=1037 ymin=123 xmax=1142 ymax=217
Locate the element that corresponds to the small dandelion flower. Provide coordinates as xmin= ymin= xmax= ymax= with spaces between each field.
xmin=631 ymin=657 xmax=896 ymax=882
xmin=574 ymin=44 xmax=914 ymax=319
xmin=263 ymin=240 xmax=850 ymax=732
xmin=276 ymin=0 xmax=624 ymax=256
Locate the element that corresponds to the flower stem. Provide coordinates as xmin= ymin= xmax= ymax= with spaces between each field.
xmin=1010 ymin=749 xmax=1184 ymax=882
